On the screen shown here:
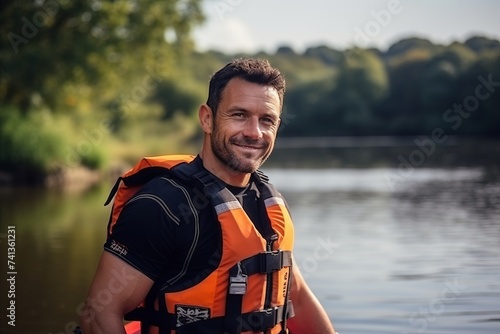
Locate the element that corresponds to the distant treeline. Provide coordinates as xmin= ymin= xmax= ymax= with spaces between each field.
xmin=143 ymin=35 xmax=500 ymax=137
xmin=246 ymin=37 xmax=500 ymax=137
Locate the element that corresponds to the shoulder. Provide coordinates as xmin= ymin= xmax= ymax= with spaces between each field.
xmin=133 ymin=173 xmax=200 ymax=203
xmin=127 ymin=174 xmax=209 ymax=226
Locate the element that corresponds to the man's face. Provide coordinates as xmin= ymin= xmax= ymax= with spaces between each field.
xmin=210 ymin=77 xmax=281 ymax=174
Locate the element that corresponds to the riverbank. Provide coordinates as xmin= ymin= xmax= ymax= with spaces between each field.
xmin=2 ymin=136 xmax=499 ymax=188
xmin=0 ymin=162 xmax=130 ymax=192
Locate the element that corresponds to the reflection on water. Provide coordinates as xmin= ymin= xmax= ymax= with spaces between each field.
xmin=0 ymin=185 xmax=110 ymax=334
xmin=1 ymin=164 xmax=499 ymax=333
xmin=263 ymin=167 xmax=500 ymax=334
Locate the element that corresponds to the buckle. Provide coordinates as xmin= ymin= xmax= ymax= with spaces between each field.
xmin=229 ymin=275 xmax=247 ymax=295
xmin=247 ymin=307 xmax=278 ymax=331
xmin=229 ymin=262 xmax=247 ymax=295
xmin=260 ymin=251 xmax=283 ymax=273
xmin=193 ymin=171 xmax=220 ymax=198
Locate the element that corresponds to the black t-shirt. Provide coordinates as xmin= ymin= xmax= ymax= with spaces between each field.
xmin=104 ymin=156 xmax=264 ymax=285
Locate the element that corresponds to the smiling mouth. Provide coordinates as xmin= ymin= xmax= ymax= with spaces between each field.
xmin=231 ymin=138 xmax=266 ymax=149
xmin=234 ymin=143 xmax=263 ymax=150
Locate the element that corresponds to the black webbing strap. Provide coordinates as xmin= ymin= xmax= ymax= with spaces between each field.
xmin=125 ymin=302 xmax=294 ymax=332
xmin=124 ymin=307 xmax=176 ymax=330
xmin=223 ymin=252 xmax=292 ymax=334
xmin=168 ymin=160 xmax=224 ymax=200
xmin=220 ymin=301 xmax=294 ymax=333
xmin=280 ymin=267 xmax=294 ymax=332
xmin=171 ymin=301 xmax=294 ymax=333
xmin=242 ymin=250 xmax=293 ymax=275
xmin=192 ymin=170 xmax=224 ymax=199
xmin=224 ymin=303 xmax=295 ymax=334
xmin=240 ymin=301 xmax=294 ymax=332
xmin=104 ymin=176 xmax=123 ymax=206
xmin=254 ymin=169 xmax=270 ymax=183
xmin=104 ymin=167 xmax=172 ymax=206
xmin=224 ymin=262 xmax=246 ymax=334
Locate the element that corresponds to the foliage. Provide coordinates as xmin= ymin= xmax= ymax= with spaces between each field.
xmin=0 ymin=107 xmax=61 ymax=181
xmin=276 ymin=36 xmax=500 ymax=137
xmin=0 ymin=0 xmax=204 ymax=112
xmin=0 ymin=106 xmax=107 ymax=178
xmin=0 ymin=0 xmax=203 ymax=183
xmin=150 ymin=79 xmax=203 ymax=120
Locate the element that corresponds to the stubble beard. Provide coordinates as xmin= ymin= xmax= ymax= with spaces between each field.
xmin=211 ymin=129 xmax=272 ymax=174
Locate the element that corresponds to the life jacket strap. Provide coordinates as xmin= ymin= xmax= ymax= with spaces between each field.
xmin=104 ymin=166 xmax=174 ymax=206
xmin=242 ymin=250 xmax=293 ymax=275
xmin=240 ymin=301 xmax=294 ymax=332
xmin=124 ymin=307 xmax=176 ymax=329
xmin=125 ymin=301 xmax=294 ymax=333
xmin=224 ymin=251 xmax=293 ymax=333
xmin=223 ymin=301 xmax=294 ymax=333
xmin=254 ymin=169 xmax=270 ymax=183
xmin=104 ymin=176 xmax=123 ymax=206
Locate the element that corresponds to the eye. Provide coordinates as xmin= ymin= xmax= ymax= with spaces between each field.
xmin=231 ymin=112 xmax=245 ymax=118
xmin=261 ymin=116 xmax=277 ymax=126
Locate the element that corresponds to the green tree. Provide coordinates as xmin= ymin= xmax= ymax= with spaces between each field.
xmin=304 ymin=45 xmax=343 ymax=65
xmin=150 ymin=79 xmax=201 ymax=120
xmin=0 ymin=0 xmax=204 ymax=112
xmin=330 ymin=49 xmax=389 ymax=134
xmin=456 ymin=51 xmax=500 ymax=135
xmin=385 ymin=37 xmax=437 ymax=59
xmin=0 ymin=0 xmax=204 ymax=183
xmin=380 ymin=49 xmax=434 ymax=135
xmin=282 ymin=49 xmax=389 ymax=136
xmin=464 ymin=36 xmax=500 ymax=53
xmin=337 ymin=49 xmax=388 ymax=105
xmin=418 ymin=43 xmax=478 ymax=129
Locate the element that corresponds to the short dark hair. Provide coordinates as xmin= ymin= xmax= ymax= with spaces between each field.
xmin=206 ymin=58 xmax=286 ymax=115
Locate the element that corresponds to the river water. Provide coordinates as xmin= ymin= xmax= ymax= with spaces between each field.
xmin=0 ymin=143 xmax=499 ymax=334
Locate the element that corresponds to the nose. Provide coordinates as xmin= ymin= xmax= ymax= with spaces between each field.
xmin=242 ymin=117 xmax=263 ymax=139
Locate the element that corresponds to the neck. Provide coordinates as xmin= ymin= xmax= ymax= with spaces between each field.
xmin=199 ymin=146 xmax=251 ymax=187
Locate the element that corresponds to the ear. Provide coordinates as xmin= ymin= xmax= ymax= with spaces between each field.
xmin=198 ymin=104 xmax=213 ymax=134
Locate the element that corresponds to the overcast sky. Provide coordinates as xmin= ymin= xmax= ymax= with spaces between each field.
xmin=192 ymin=0 xmax=500 ymax=54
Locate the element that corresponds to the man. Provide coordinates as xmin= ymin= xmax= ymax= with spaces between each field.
xmin=81 ymin=58 xmax=337 ymax=333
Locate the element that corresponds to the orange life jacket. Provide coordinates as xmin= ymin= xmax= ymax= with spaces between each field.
xmin=105 ymin=155 xmax=295 ymax=334
xmin=104 ymin=154 xmax=196 ymax=236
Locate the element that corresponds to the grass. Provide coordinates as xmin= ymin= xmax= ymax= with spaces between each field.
xmin=0 ymin=107 xmax=66 ymax=178
xmin=0 ymin=104 xmax=200 ymax=184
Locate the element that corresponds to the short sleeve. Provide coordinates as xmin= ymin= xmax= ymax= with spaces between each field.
xmin=104 ymin=194 xmax=176 ymax=281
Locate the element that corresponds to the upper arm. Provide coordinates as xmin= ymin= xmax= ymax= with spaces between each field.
xmin=81 ymin=251 xmax=154 ymax=326
xmin=289 ymin=256 xmax=307 ymax=303
xmin=287 ymin=256 xmax=337 ymax=333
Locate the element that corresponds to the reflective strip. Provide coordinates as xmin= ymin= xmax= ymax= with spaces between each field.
xmin=264 ymin=197 xmax=285 ymax=207
xmin=214 ymin=200 xmax=242 ymax=214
